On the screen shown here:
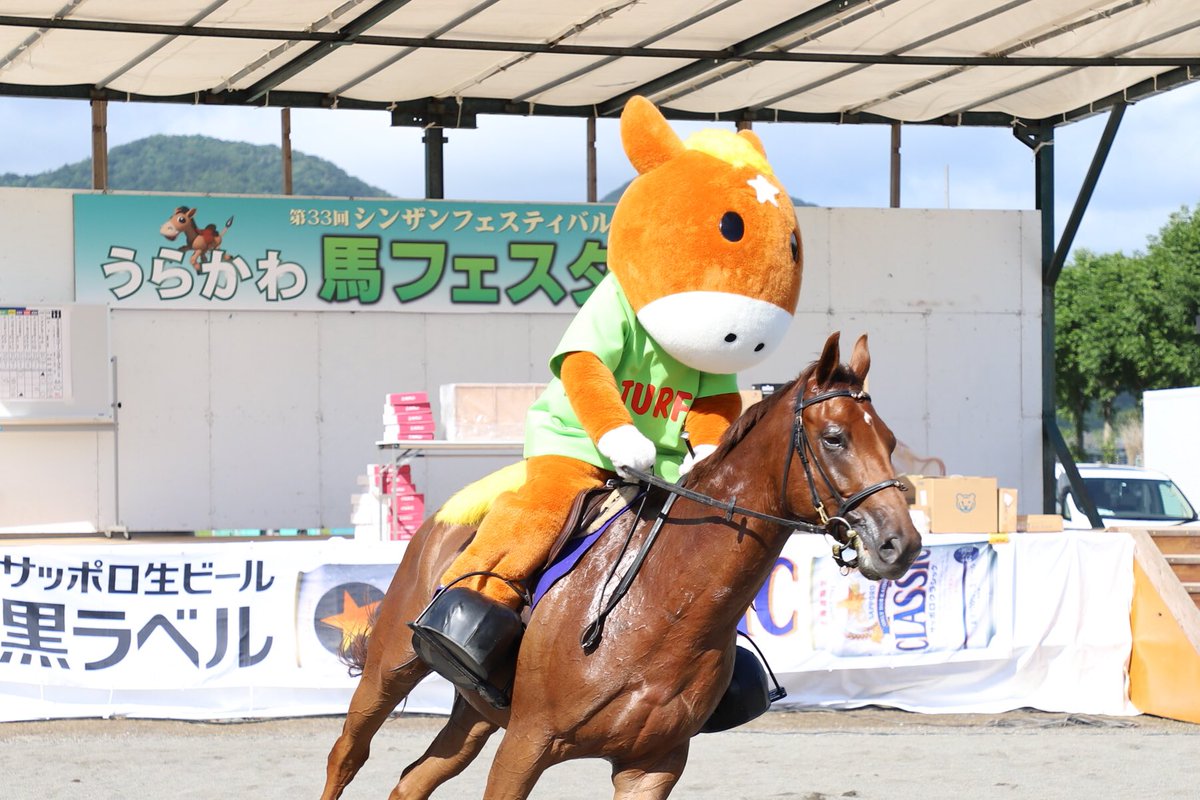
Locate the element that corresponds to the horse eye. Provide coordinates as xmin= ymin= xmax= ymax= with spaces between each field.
xmin=719 ymin=211 xmax=744 ymax=242
xmin=821 ymin=432 xmax=844 ymax=449
xmin=789 ymin=230 xmax=800 ymax=261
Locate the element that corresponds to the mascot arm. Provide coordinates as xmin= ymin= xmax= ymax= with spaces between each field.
xmin=684 ymin=392 xmax=742 ymax=447
xmin=559 ymin=350 xmax=633 ymax=441
xmin=560 ymin=350 xmax=656 ymax=477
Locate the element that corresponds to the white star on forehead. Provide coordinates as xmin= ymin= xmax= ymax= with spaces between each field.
xmin=863 ymin=411 xmax=874 ymax=426
xmin=747 ymin=174 xmax=780 ymax=206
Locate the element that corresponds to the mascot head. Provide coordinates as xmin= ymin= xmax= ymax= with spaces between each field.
xmin=608 ymin=96 xmax=802 ymax=374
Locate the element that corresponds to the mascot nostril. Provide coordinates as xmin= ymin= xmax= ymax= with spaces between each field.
xmin=724 ymin=333 xmax=737 ymax=343
xmin=755 ymin=343 xmax=765 ymax=352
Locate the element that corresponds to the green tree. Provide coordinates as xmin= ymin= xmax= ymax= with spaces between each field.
xmin=1056 ymin=217 xmax=1200 ymax=457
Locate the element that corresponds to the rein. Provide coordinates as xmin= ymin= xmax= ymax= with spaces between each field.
xmin=580 ymin=382 xmax=907 ymax=651
xmin=629 ymin=386 xmax=906 ymax=569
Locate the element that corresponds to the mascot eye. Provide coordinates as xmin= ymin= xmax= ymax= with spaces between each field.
xmin=719 ymin=212 xmax=744 ymax=242
xmin=789 ymin=230 xmax=800 ymax=261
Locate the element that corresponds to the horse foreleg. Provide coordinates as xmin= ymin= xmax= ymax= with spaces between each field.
xmin=610 ymin=743 xmax=690 ymax=800
xmin=321 ymin=656 xmax=429 ymax=800
xmin=480 ymin=728 xmax=555 ymax=800
xmin=390 ymin=693 xmax=499 ymax=800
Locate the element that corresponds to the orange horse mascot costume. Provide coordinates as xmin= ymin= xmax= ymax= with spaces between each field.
xmin=409 ymin=96 xmax=803 ymax=708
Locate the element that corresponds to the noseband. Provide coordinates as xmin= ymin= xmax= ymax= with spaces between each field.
xmin=783 ymin=387 xmax=906 ymax=569
xmin=624 ymin=385 xmax=905 ymax=571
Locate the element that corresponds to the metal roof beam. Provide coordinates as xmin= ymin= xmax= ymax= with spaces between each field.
xmin=952 ymin=17 xmax=1200 ymax=117
xmin=1046 ymin=64 xmax=1200 ymax=126
xmin=0 ymin=82 xmax=1028 ymax=127
xmin=239 ymin=0 xmax=418 ymax=102
xmin=0 ymin=14 xmax=1197 ymax=70
xmin=594 ymin=0 xmax=881 ymax=116
xmin=94 ymin=0 xmax=235 ymax=90
xmin=845 ymin=0 xmax=1149 ymax=116
xmin=331 ymin=0 xmax=504 ymax=99
xmin=1047 ymin=102 xmax=1125 ymax=286
xmin=514 ymin=0 xmax=739 ymax=104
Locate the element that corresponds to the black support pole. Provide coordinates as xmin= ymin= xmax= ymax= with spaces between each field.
xmin=1033 ymin=124 xmax=1059 ymax=516
xmin=423 ymin=127 xmax=446 ymax=200
xmin=1018 ymin=108 xmax=1123 ymax=529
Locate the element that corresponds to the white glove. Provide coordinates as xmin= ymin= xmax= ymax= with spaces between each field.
xmin=597 ymin=424 xmax=657 ymax=479
xmin=679 ymin=443 xmax=717 ymax=476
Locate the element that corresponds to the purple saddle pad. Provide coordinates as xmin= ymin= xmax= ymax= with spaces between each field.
xmin=530 ymin=492 xmax=641 ymax=609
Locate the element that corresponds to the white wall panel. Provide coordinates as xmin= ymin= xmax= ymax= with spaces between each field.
xmin=0 ymin=189 xmax=74 ymax=303
xmin=209 ymin=313 xmax=321 ymax=528
xmin=0 ymin=190 xmax=1044 ymax=531
xmin=111 ymin=311 xmax=212 ymax=530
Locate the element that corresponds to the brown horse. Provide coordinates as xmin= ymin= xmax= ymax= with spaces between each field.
xmin=322 ymin=331 xmax=922 ymax=800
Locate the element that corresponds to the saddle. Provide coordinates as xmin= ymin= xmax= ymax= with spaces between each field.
xmin=529 ymin=481 xmax=645 ymax=610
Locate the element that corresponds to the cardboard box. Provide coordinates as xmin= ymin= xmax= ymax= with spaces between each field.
xmin=739 ymin=389 xmax=764 ymax=410
xmin=909 ymin=475 xmax=998 ymax=533
xmin=1018 ymin=513 xmax=1064 ymax=533
xmin=386 ymin=392 xmax=428 ymax=405
xmin=997 ymin=487 xmax=1018 ymax=533
xmin=441 ymin=383 xmax=545 ymax=441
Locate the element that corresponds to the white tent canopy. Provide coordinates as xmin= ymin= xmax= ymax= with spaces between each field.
xmin=1 ymin=0 xmax=1198 ymax=125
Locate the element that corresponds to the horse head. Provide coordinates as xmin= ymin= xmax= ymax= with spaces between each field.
xmin=783 ymin=331 xmax=922 ymax=580
xmin=698 ymin=331 xmax=921 ymax=581
xmin=607 ymin=96 xmax=802 ymax=374
xmin=160 ymin=206 xmax=198 ymax=242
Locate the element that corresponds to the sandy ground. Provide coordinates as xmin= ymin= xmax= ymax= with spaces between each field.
xmin=2 ymin=708 xmax=1197 ymax=799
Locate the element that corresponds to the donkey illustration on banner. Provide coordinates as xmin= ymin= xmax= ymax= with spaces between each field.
xmin=159 ymin=206 xmax=234 ymax=269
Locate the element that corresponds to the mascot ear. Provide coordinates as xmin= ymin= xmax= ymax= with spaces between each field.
xmin=621 ymin=96 xmax=684 ymax=175
xmin=737 ymin=128 xmax=769 ymax=159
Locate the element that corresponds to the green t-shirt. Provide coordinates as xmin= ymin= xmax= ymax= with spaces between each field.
xmin=525 ymin=274 xmax=738 ymax=482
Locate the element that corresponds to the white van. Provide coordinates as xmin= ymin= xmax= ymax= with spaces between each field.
xmin=1056 ymin=463 xmax=1199 ymax=529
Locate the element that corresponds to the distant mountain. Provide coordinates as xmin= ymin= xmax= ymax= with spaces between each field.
xmin=601 ymin=178 xmax=816 ymax=207
xmin=0 ymin=135 xmax=390 ymax=197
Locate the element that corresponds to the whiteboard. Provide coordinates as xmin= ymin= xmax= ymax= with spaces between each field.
xmin=0 ymin=304 xmax=113 ymax=425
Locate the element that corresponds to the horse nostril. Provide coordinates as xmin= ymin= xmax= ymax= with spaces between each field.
xmin=877 ymin=535 xmax=901 ymax=563
xmin=754 ymin=342 xmax=765 ymax=352
xmin=724 ymin=333 xmax=737 ymax=343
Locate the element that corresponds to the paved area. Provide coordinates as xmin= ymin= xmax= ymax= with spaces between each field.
xmin=2 ymin=708 xmax=1197 ymax=799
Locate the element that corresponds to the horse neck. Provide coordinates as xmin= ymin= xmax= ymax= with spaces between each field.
xmin=669 ymin=398 xmax=804 ymax=619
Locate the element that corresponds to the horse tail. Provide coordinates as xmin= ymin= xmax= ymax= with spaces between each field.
xmin=337 ymin=603 xmax=381 ymax=677
xmin=338 ymin=628 xmax=371 ymax=677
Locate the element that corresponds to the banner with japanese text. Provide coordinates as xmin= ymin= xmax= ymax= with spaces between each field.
xmin=73 ymin=194 xmax=612 ymax=312
xmin=0 ymin=540 xmax=454 ymax=721
xmin=0 ymin=532 xmax=1136 ymax=721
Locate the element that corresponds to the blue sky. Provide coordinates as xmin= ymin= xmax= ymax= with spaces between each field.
xmin=2 ymin=78 xmax=1198 ymax=261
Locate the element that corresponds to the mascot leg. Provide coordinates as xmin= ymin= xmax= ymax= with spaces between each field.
xmin=409 ymin=455 xmax=608 ymax=707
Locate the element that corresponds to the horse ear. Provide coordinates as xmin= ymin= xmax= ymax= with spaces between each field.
xmin=186 ymin=208 xmax=197 ymax=219
xmin=621 ymin=95 xmax=684 ymax=175
xmin=849 ymin=333 xmax=871 ymax=382
xmin=737 ymin=128 xmax=768 ymax=159
xmin=814 ymin=331 xmax=841 ymax=387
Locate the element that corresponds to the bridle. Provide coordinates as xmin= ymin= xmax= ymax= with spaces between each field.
xmin=584 ymin=382 xmax=906 ymax=650
xmin=625 ymin=383 xmax=906 ymax=570
xmin=783 ymin=386 xmax=907 ymax=568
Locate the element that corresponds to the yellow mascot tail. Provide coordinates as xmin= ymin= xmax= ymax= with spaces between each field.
xmin=434 ymin=461 xmax=528 ymax=527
